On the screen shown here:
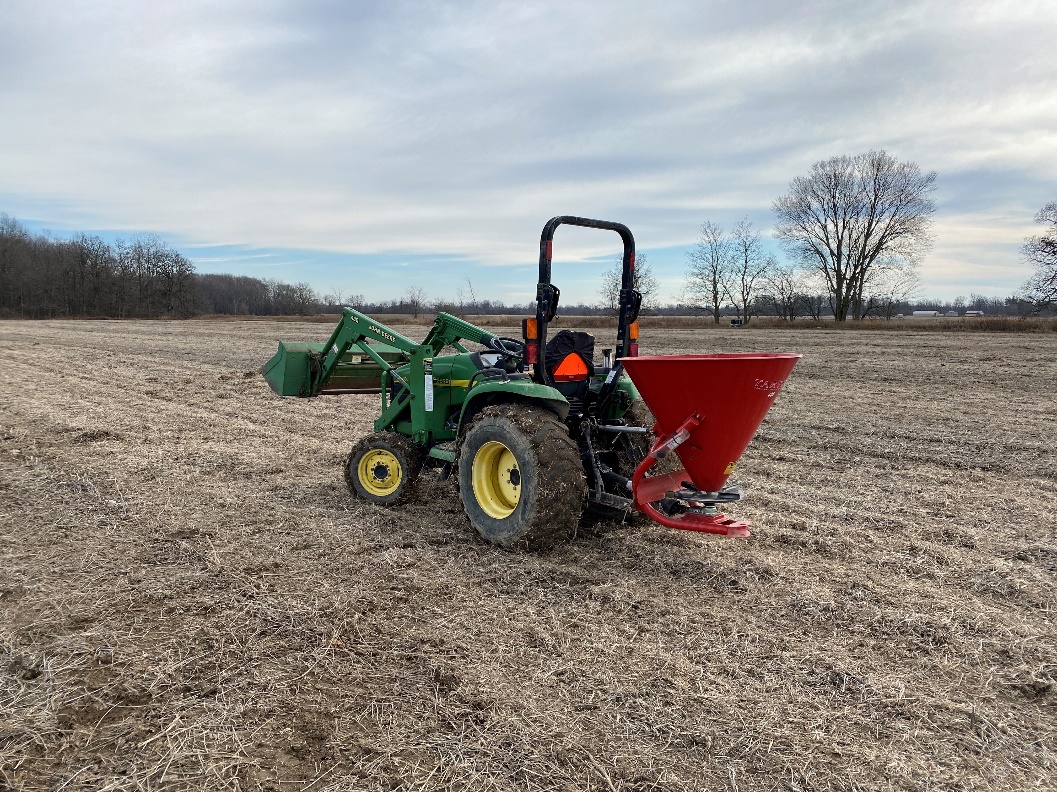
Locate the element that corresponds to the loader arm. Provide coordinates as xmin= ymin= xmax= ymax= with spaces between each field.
xmin=314 ymin=309 xmax=515 ymax=395
xmin=422 ymin=312 xmax=512 ymax=358
xmin=313 ymin=308 xmax=419 ymax=396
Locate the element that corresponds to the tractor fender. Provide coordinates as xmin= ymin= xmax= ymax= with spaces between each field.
xmin=457 ymin=380 xmax=570 ymax=437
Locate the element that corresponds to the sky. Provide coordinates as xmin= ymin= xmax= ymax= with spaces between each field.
xmin=1 ymin=0 xmax=1055 ymax=305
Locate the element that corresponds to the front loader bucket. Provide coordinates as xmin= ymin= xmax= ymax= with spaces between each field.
xmin=619 ymin=353 xmax=801 ymax=537
xmin=263 ymin=342 xmax=319 ymax=397
xmin=264 ymin=341 xmax=410 ymax=397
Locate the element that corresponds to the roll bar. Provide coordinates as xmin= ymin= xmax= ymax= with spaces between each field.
xmin=534 ymin=216 xmax=641 ymax=385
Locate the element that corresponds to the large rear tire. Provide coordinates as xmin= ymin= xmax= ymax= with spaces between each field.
xmin=345 ymin=432 xmax=423 ymax=506
xmin=458 ymin=404 xmax=584 ymax=549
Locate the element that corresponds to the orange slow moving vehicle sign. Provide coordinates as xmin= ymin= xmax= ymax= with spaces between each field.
xmin=551 ymin=354 xmax=590 ymax=382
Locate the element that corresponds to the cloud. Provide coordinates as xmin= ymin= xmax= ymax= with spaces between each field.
xmin=1 ymin=0 xmax=1054 ymax=301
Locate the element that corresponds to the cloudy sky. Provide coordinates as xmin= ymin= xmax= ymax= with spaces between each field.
xmin=2 ymin=0 xmax=1054 ymax=304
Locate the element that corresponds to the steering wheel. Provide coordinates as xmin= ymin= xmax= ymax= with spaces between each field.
xmin=496 ymin=337 xmax=525 ymax=357
xmin=486 ymin=336 xmax=527 ymax=373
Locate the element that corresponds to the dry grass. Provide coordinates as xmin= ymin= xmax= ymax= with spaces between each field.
xmin=1 ymin=319 xmax=1054 ymax=791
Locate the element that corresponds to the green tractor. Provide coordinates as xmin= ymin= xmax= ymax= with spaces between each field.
xmin=264 ymin=216 xmax=656 ymax=548
xmin=264 ymin=216 xmax=801 ymax=546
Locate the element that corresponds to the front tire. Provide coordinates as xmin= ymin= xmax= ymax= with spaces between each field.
xmin=458 ymin=405 xmax=584 ymax=549
xmin=345 ymin=432 xmax=423 ymax=506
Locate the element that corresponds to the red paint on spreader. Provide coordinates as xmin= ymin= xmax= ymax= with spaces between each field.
xmin=620 ymin=353 xmax=800 ymax=493
xmin=618 ymin=353 xmax=800 ymax=536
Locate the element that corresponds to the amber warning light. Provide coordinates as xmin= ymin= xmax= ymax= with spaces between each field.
xmin=522 ymin=318 xmax=539 ymax=365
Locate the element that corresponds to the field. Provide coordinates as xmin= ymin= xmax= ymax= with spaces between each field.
xmin=1 ymin=320 xmax=1054 ymax=791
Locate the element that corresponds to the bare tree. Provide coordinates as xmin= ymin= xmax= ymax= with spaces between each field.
xmin=801 ymin=292 xmax=826 ymax=321
xmin=1020 ymin=200 xmax=1057 ymax=311
xmin=725 ymin=219 xmax=773 ymax=325
xmin=599 ymin=252 xmax=658 ymax=315
xmin=75 ymin=234 xmax=116 ymax=316
xmin=404 ymin=285 xmax=428 ymax=318
xmin=685 ymin=221 xmax=731 ymax=324
xmin=860 ymin=268 xmax=922 ymax=319
xmin=157 ymin=249 xmax=195 ymax=315
xmin=761 ymin=262 xmax=806 ymax=321
xmin=323 ymin=286 xmax=346 ymax=309
xmin=321 ymin=287 xmax=365 ymax=311
xmin=289 ymin=282 xmax=319 ymax=315
xmin=455 ymin=276 xmax=479 ymax=316
xmin=117 ymin=234 xmax=162 ymax=315
xmin=773 ymin=150 xmax=937 ymax=321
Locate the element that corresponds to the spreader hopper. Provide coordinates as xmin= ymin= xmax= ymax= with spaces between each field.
xmin=620 ymin=353 xmax=801 ymax=537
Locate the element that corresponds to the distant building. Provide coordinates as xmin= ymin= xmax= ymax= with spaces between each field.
xmin=912 ymin=310 xmax=941 ymax=317
xmin=964 ymin=310 xmax=985 ymax=317
xmin=945 ymin=310 xmax=958 ymax=317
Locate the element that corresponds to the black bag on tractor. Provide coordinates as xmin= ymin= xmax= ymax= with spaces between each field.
xmin=544 ymin=330 xmax=595 ymax=394
xmin=264 ymin=216 xmax=800 ymax=548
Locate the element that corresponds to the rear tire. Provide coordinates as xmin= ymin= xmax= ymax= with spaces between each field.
xmin=345 ymin=432 xmax=423 ymax=506
xmin=458 ymin=405 xmax=584 ymax=549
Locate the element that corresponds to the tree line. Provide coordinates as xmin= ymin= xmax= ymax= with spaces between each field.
xmin=3 ymin=149 xmax=1054 ymax=321
xmin=681 ymin=150 xmax=937 ymax=324
xmin=602 ymin=150 xmax=1049 ymax=321
xmin=0 ymin=215 xmax=340 ymax=319
xmin=671 ymin=150 xmax=1054 ymax=322
xmin=0 ymin=215 xmax=199 ymax=319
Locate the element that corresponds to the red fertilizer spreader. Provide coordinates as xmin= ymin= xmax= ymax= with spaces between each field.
xmin=620 ymin=353 xmax=801 ymax=538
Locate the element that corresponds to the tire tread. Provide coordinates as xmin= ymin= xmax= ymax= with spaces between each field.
xmin=458 ymin=404 xmax=584 ymax=549
xmin=345 ymin=432 xmax=424 ymax=505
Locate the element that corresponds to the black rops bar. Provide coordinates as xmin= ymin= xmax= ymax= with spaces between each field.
xmin=534 ymin=216 xmax=640 ymax=388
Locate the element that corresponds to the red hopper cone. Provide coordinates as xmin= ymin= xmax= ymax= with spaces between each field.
xmin=619 ymin=353 xmax=801 ymax=536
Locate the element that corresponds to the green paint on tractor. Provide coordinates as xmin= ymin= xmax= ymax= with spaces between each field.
xmin=263 ymin=216 xmax=798 ymax=548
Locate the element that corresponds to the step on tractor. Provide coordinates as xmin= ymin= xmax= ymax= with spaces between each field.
xmin=264 ymin=216 xmax=800 ymax=548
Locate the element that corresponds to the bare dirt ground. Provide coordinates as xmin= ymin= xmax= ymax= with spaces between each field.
xmin=1 ymin=319 xmax=1054 ymax=791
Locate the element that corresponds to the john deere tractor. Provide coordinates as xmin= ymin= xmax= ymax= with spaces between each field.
xmin=264 ymin=216 xmax=655 ymax=548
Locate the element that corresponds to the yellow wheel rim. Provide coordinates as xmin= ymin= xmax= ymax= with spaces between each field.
xmin=471 ymin=441 xmax=521 ymax=519
xmin=357 ymin=449 xmax=402 ymax=497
